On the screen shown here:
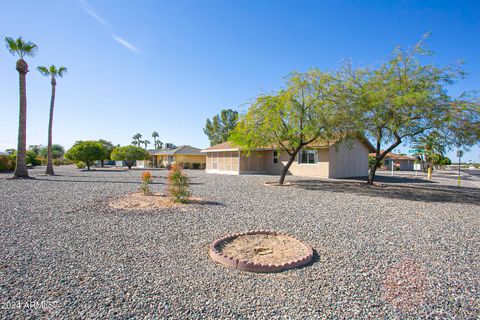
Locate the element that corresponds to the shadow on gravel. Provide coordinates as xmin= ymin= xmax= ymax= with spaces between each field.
xmin=293 ymin=179 xmax=480 ymax=205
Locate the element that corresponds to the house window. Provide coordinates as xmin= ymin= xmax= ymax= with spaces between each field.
xmin=299 ymin=150 xmax=317 ymax=164
xmin=273 ymin=150 xmax=278 ymax=164
xmin=384 ymin=159 xmax=391 ymax=166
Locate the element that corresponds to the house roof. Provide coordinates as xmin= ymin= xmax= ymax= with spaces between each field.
xmin=369 ymin=152 xmax=417 ymax=161
xmin=203 ymin=135 xmax=376 ymax=153
xmin=149 ymin=145 xmax=204 ymax=156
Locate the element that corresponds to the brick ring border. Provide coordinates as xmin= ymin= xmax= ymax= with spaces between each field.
xmin=209 ymin=230 xmax=314 ymax=273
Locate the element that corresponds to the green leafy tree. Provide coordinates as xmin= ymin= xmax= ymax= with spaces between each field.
xmin=4 ymin=36 xmax=38 ymax=178
xmin=204 ymin=109 xmax=239 ymax=146
xmin=340 ymin=35 xmax=478 ymax=185
xmin=28 ymin=144 xmax=43 ymax=156
xmin=97 ymin=139 xmax=115 ymax=167
xmin=231 ymin=70 xmax=345 ymax=185
xmin=65 ymin=140 xmax=105 ymax=171
xmin=39 ymin=144 xmax=65 ymax=159
xmin=37 ymin=65 xmax=67 ymax=175
xmin=110 ymin=145 xmax=148 ymax=169
xmin=432 ymin=154 xmax=451 ymax=168
xmin=413 ymin=131 xmax=447 ymax=171
xmin=131 ymin=133 xmax=142 ymax=147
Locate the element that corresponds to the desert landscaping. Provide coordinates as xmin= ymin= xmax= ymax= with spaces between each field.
xmin=1 ymin=166 xmax=479 ymax=318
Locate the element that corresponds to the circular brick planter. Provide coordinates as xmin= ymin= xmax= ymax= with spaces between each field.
xmin=209 ymin=230 xmax=314 ymax=273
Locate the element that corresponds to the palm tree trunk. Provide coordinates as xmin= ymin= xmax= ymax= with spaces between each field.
xmin=13 ymin=59 xmax=29 ymax=178
xmin=45 ymin=77 xmax=56 ymax=175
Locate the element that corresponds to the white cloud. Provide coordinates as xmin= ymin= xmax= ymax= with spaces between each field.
xmin=112 ymin=35 xmax=140 ymax=53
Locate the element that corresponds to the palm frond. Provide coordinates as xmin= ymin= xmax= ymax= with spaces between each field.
xmin=57 ymin=66 xmax=67 ymax=77
xmin=4 ymin=36 xmax=37 ymax=58
xmin=37 ymin=66 xmax=50 ymax=77
xmin=4 ymin=36 xmax=19 ymax=56
xmin=49 ymin=65 xmax=58 ymax=75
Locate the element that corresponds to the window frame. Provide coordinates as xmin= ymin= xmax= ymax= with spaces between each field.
xmin=298 ymin=149 xmax=318 ymax=165
xmin=272 ymin=150 xmax=279 ymax=164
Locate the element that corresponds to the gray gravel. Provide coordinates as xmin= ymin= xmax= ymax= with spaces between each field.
xmin=0 ymin=166 xmax=479 ymax=319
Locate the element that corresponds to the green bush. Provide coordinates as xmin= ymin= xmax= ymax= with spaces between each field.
xmin=167 ymin=163 xmax=191 ymax=203
xmin=76 ymin=161 xmax=86 ymax=169
xmin=0 ymin=155 xmax=14 ymax=172
xmin=53 ymin=158 xmax=71 ymax=166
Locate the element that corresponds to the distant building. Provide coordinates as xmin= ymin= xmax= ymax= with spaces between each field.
xmin=148 ymin=145 xmax=206 ymax=169
xmin=370 ymin=152 xmax=417 ymax=171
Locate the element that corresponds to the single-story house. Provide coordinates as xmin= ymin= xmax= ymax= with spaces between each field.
xmin=370 ymin=152 xmax=417 ymax=171
xmin=148 ymin=145 xmax=206 ymax=169
xmin=202 ymin=137 xmax=375 ymax=178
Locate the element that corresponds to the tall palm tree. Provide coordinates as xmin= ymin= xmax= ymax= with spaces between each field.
xmin=143 ymin=140 xmax=150 ymax=149
xmin=132 ymin=133 xmax=142 ymax=147
xmin=152 ymin=131 xmax=159 ymax=149
xmin=37 ymin=65 xmax=67 ymax=175
xmin=4 ymin=36 xmax=38 ymax=178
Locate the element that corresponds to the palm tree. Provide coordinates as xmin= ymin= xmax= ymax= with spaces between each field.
xmin=37 ymin=65 xmax=67 ymax=175
xmin=152 ymin=131 xmax=159 ymax=149
xmin=132 ymin=133 xmax=142 ymax=147
xmin=143 ymin=140 xmax=150 ymax=149
xmin=413 ymin=131 xmax=446 ymax=171
xmin=4 ymin=36 xmax=38 ymax=179
xmin=28 ymin=144 xmax=43 ymax=155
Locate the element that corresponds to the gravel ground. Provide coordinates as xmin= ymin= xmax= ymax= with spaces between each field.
xmin=0 ymin=166 xmax=479 ymax=319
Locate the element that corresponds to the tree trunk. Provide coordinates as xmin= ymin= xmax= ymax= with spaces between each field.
xmin=13 ymin=59 xmax=29 ymax=178
xmin=367 ymin=137 xmax=402 ymax=185
xmin=45 ymin=77 xmax=56 ymax=175
xmin=100 ymin=160 xmax=105 ymax=167
xmin=127 ymin=164 xmax=132 ymax=170
xmin=367 ymin=160 xmax=381 ymax=185
xmin=86 ymin=161 xmax=90 ymax=171
xmin=278 ymin=147 xmax=302 ymax=185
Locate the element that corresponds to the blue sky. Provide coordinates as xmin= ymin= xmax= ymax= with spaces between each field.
xmin=1 ymin=0 xmax=479 ymax=162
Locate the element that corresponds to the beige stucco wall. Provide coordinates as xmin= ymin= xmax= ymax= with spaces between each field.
xmin=262 ymin=148 xmax=330 ymax=178
xmin=328 ymin=139 xmax=369 ymax=178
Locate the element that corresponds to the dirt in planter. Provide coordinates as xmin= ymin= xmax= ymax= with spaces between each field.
xmin=219 ymin=234 xmax=309 ymax=265
xmin=109 ymin=192 xmax=202 ymax=210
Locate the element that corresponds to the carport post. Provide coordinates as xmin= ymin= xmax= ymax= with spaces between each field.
xmin=391 ymin=160 xmax=394 ymax=176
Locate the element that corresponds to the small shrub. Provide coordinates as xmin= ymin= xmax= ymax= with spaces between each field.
xmin=37 ymin=156 xmax=47 ymax=166
xmin=76 ymin=161 xmax=86 ymax=169
xmin=53 ymin=158 xmax=64 ymax=166
xmin=192 ymin=163 xmax=200 ymax=170
xmin=167 ymin=163 xmax=190 ymax=203
xmin=0 ymin=155 xmax=14 ymax=172
xmin=140 ymin=171 xmax=152 ymax=195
